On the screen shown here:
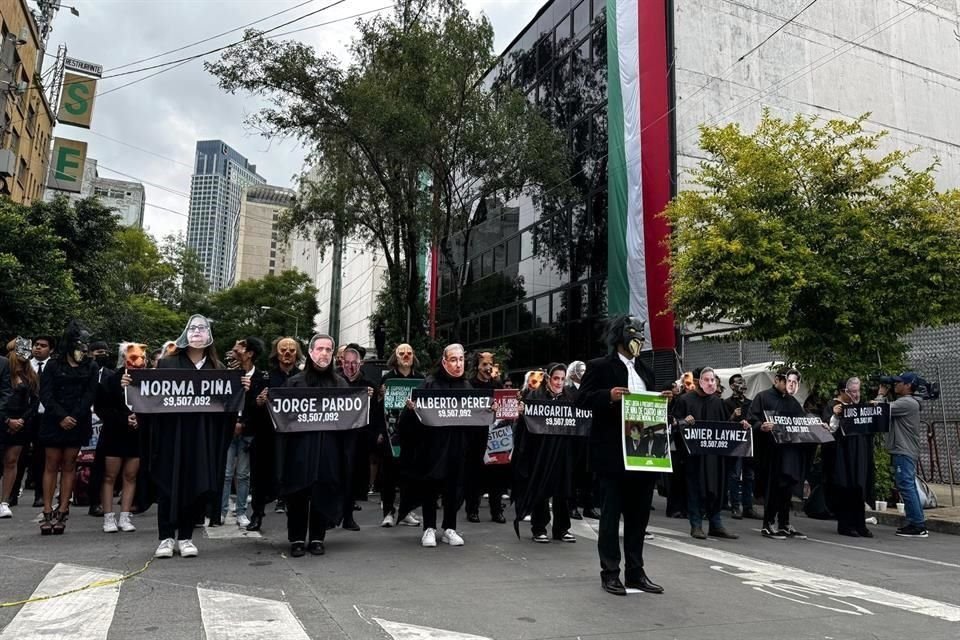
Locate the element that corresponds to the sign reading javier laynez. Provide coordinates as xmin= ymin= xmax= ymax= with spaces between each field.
xmin=126 ymin=369 xmax=245 ymax=414
xmin=683 ymin=421 xmax=753 ymax=457
xmin=268 ymin=387 xmax=370 ymax=433
xmin=411 ymin=389 xmax=495 ymax=427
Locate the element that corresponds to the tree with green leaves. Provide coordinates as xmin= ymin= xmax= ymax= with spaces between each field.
xmin=206 ymin=0 xmax=567 ymax=345
xmin=666 ymin=112 xmax=960 ymax=389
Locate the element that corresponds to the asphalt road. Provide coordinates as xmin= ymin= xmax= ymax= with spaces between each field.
xmin=1 ymin=494 xmax=958 ymax=640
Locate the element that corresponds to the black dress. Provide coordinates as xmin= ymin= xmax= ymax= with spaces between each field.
xmin=672 ymin=391 xmax=729 ymax=520
xmin=94 ymin=369 xmax=140 ymax=459
xmin=1 ymin=380 xmax=38 ymax=447
xmin=38 ymin=358 xmax=99 ymax=448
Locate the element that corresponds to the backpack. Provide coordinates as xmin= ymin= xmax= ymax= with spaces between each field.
xmin=916 ymin=477 xmax=938 ymax=509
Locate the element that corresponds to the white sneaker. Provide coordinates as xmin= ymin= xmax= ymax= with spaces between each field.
xmin=102 ymin=512 xmax=118 ymax=533
xmin=0 ymin=502 xmax=12 ymax=518
xmin=381 ymin=513 xmax=395 ymax=528
xmin=155 ymin=538 xmax=176 ymax=558
xmin=118 ymin=512 xmax=136 ymax=532
xmin=400 ymin=512 xmax=421 ymax=527
xmin=421 ymin=528 xmax=437 ymax=547
xmin=441 ymin=528 xmax=464 ymax=546
xmin=178 ymin=539 xmax=198 ymax=557
xmin=236 ymin=514 xmax=250 ymax=528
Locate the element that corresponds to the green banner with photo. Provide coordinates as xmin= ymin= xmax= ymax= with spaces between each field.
xmin=622 ymin=392 xmax=672 ymax=472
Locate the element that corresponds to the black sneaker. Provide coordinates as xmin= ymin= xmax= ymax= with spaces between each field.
xmin=781 ymin=525 xmax=807 ymax=540
xmin=895 ymin=525 xmax=929 ymax=538
xmin=761 ymin=526 xmax=786 ymax=540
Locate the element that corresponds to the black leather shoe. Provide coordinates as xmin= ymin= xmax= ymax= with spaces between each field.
xmin=491 ymin=512 xmax=506 ymax=524
xmin=308 ymin=541 xmax=325 ymax=556
xmin=708 ymin=527 xmax=739 ymax=540
xmin=601 ymin=577 xmax=627 ymax=596
xmin=342 ymin=518 xmax=360 ymax=531
xmin=569 ymin=509 xmax=583 ymax=520
xmin=837 ymin=527 xmax=860 ymax=537
xmin=856 ymin=528 xmax=875 ymax=538
xmin=625 ymin=572 xmax=664 ymax=594
xmin=246 ymin=515 xmax=263 ymax=532
xmin=290 ymin=542 xmax=305 ymax=558
xmin=88 ymin=504 xmax=103 ymax=517
xmin=582 ymin=508 xmax=601 ymax=519
xmin=466 ymin=512 xmax=480 ymax=523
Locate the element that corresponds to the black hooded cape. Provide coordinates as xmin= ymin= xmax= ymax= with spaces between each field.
xmin=672 ymin=390 xmax=729 ymax=513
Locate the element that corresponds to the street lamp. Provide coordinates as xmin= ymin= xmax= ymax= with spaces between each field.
xmin=260 ymin=305 xmax=299 ymax=339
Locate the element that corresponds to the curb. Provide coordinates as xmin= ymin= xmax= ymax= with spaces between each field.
xmin=784 ymin=497 xmax=960 ymax=536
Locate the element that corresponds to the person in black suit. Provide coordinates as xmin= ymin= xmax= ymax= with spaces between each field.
xmin=577 ymin=315 xmax=670 ymax=596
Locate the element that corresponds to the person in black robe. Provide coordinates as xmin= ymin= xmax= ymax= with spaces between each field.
xmin=577 ymin=315 xmax=667 ymax=597
xmin=38 ymin=320 xmax=99 ymax=535
xmin=276 ymin=333 xmax=350 ymax=557
xmin=95 ymin=343 xmax=147 ymax=534
xmin=246 ymin=336 xmax=301 ymax=532
xmin=339 ymin=345 xmax=376 ymax=531
xmin=747 ymin=367 xmax=822 ymax=540
xmin=398 ymin=343 xmax=472 ymax=547
xmin=672 ymin=367 xmax=738 ymax=540
xmin=822 ymin=376 xmax=875 ymax=537
xmin=465 ymin=350 xmax=507 ymax=524
xmin=377 ymin=343 xmax=422 ymax=528
xmin=1 ymin=338 xmax=37 ymax=519
xmin=513 ymin=362 xmax=576 ymax=543
xmin=723 ymin=373 xmax=757 ymax=519
xmin=130 ymin=314 xmax=239 ymax=558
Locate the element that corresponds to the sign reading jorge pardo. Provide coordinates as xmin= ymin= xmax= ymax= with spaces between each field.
xmin=126 ymin=369 xmax=245 ymax=414
xmin=268 ymin=387 xmax=370 ymax=433
xmin=522 ymin=400 xmax=592 ymax=436
xmin=412 ymin=389 xmax=495 ymax=427
xmin=683 ymin=421 xmax=753 ymax=457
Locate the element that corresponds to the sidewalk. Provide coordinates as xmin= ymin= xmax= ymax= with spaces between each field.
xmin=867 ymin=482 xmax=960 ymax=536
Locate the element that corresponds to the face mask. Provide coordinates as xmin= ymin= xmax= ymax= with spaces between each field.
xmin=620 ymin=316 xmax=645 ymax=356
xmin=698 ymin=374 xmax=718 ymax=396
xmin=95 ymin=354 xmax=112 ymax=368
xmin=72 ymin=348 xmax=87 ymax=363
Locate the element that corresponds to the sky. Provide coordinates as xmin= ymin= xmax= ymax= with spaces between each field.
xmin=45 ymin=0 xmax=544 ymax=240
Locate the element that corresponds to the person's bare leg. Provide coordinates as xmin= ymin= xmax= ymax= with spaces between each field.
xmin=42 ymin=449 xmax=62 ymax=512
xmin=102 ymin=457 xmax=122 ymax=514
xmin=2 ymin=446 xmax=22 ymax=502
xmin=120 ymin=458 xmax=139 ymax=513
xmin=58 ymin=448 xmax=79 ymax=513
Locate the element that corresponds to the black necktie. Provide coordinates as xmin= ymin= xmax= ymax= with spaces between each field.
xmin=37 ymin=361 xmax=44 ymax=375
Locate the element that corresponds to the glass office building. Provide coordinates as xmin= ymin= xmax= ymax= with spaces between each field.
xmin=435 ymin=0 xmax=617 ymax=377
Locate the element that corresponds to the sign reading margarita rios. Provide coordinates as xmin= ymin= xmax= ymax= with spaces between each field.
xmin=839 ymin=403 xmax=890 ymax=436
xmin=765 ymin=412 xmax=835 ymax=444
xmin=411 ymin=389 xmax=494 ymax=427
xmin=383 ymin=378 xmax=422 ymax=457
xmin=622 ymin=392 xmax=672 ymax=472
xmin=486 ymin=389 xmax=520 ymax=465
xmin=126 ymin=369 xmax=245 ymax=414
xmin=268 ymin=387 xmax=370 ymax=433
xmin=683 ymin=421 xmax=753 ymax=457
xmin=523 ymin=400 xmax=592 ymax=436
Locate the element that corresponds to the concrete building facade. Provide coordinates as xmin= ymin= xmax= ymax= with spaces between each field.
xmin=233 ymin=184 xmax=294 ymax=282
xmin=42 ymin=157 xmax=145 ymax=228
xmin=186 ymin=140 xmax=265 ymax=291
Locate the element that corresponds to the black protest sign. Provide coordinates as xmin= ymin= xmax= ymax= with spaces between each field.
xmin=683 ymin=421 xmax=753 ymax=457
xmin=126 ymin=369 xmax=245 ymax=414
xmin=765 ymin=411 xmax=835 ymax=444
xmin=411 ymin=389 xmax=494 ymax=427
xmin=268 ymin=387 xmax=370 ymax=433
xmin=522 ymin=400 xmax=592 ymax=436
xmin=839 ymin=403 xmax=890 ymax=435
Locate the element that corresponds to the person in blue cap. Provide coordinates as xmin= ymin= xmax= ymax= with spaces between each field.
xmin=884 ymin=372 xmax=928 ymax=538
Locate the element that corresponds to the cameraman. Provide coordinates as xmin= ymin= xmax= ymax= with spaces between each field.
xmin=884 ymin=372 xmax=928 ymax=538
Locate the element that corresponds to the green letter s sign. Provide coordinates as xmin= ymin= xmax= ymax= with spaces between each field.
xmin=64 ymin=82 xmax=91 ymax=116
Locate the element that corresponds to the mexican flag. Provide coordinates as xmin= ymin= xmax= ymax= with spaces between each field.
xmin=607 ymin=0 xmax=675 ymax=351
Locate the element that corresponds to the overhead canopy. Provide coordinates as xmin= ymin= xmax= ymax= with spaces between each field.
xmin=710 ymin=362 xmax=811 ymax=406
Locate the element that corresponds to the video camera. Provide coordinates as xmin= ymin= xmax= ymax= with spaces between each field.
xmin=874 ymin=374 xmax=940 ymax=401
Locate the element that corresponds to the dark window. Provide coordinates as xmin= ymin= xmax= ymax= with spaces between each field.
xmin=520 ymin=300 xmax=534 ymax=331
xmin=506 ymin=236 xmax=521 ymax=266
xmin=494 ymin=244 xmax=506 ymax=272
xmin=479 ymin=314 xmax=490 ymax=340
xmin=573 ymin=1 xmax=590 ymax=37
xmin=492 ymin=309 xmax=504 ymax=337
xmin=504 ymin=305 xmax=518 ymax=334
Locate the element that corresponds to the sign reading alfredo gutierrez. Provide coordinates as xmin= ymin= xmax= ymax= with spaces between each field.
xmin=126 ymin=369 xmax=245 ymax=414
xmin=765 ymin=412 xmax=835 ymax=444
xmin=268 ymin=387 xmax=370 ymax=433
xmin=411 ymin=389 xmax=494 ymax=427
xmin=522 ymin=400 xmax=592 ymax=436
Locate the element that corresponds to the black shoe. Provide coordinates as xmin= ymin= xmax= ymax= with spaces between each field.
xmin=582 ymin=508 xmax=601 ymax=519
xmin=569 ymin=508 xmax=583 ymax=520
xmin=491 ymin=512 xmax=506 ymax=524
xmin=352 ymin=502 xmax=361 ymax=511
xmin=246 ymin=515 xmax=263 ymax=532
xmin=856 ymin=527 xmax=875 ymax=538
xmin=782 ymin=525 xmax=807 ymax=540
xmin=466 ymin=512 xmax=480 ymax=523
xmin=601 ymin=577 xmax=627 ymax=596
xmin=895 ymin=524 xmax=929 ymax=538
xmin=88 ymin=504 xmax=103 ymax=517
xmin=208 ymin=515 xmax=222 ymax=527
xmin=731 ymin=505 xmax=743 ymax=520
xmin=274 ymin=499 xmax=286 ymax=514
xmin=290 ymin=542 xmax=305 ymax=557
xmin=8 ymin=495 xmax=18 ymax=507
xmin=690 ymin=526 xmax=707 ymax=540
xmin=708 ymin=527 xmax=739 ymax=539
xmin=32 ymin=497 xmax=44 ymax=508
xmin=342 ymin=518 xmax=360 ymax=531
xmin=625 ymin=572 xmax=664 ymax=594
xmin=761 ymin=525 xmax=787 ymax=540
xmin=837 ymin=527 xmax=860 ymax=537
xmin=308 ymin=541 xmax=325 ymax=556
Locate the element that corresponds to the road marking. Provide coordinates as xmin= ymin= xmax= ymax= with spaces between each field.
xmin=374 ymin=617 xmax=493 ymax=639
xmin=575 ymin=521 xmax=960 ymax=622
xmin=197 ymin=587 xmax=309 ymax=640
xmin=805 ymin=536 xmax=960 ymax=569
xmin=0 ymin=563 xmax=122 ymax=640
xmin=203 ymin=514 xmax=262 ymax=539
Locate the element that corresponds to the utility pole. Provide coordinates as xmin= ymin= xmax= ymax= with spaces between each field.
xmin=329 ymin=235 xmax=343 ymax=343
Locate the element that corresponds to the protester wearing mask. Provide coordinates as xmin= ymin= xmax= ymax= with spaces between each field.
xmin=565 ymin=360 xmax=597 ymax=519
xmin=38 ymin=321 xmax=99 ymax=535
xmin=465 ymin=351 xmax=507 ymax=524
xmin=724 ymin=374 xmax=757 ymax=520
xmin=85 ymin=339 xmax=114 ymax=518
xmin=339 ymin=345 xmax=376 ymax=531
xmin=378 ymin=343 xmax=422 ymax=528
xmin=0 ymin=338 xmax=38 ymax=519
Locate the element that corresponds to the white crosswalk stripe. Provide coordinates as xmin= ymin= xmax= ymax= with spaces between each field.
xmin=374 ymin=617 xmax=493 ymax=639
xmin=0 ymin=563 xmax=122 ymax=640
xmin=197 ymin=587 xmax=310 ymax=640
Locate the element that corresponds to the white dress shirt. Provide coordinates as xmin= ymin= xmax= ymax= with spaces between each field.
xmin=617 ymin=352 xmax=647 ymax=394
